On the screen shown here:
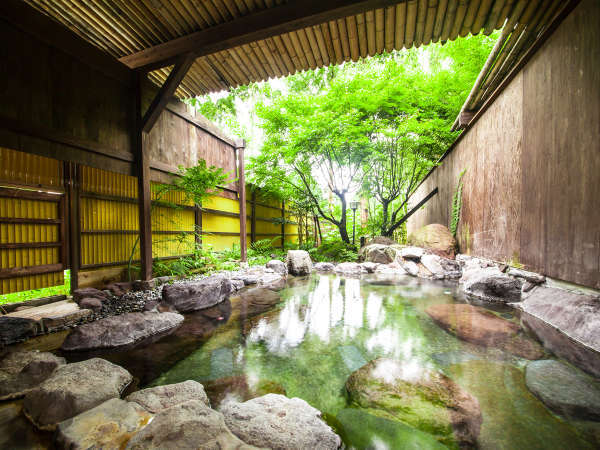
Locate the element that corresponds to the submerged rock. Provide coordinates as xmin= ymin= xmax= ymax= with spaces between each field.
xmin=61 ymin=312 xmax=184 ymax=351
xmin=516 ymin=286 xmax=600 ymax=376
xmin=237 ymin=288 xmax=282 ymax=317
xmin=345 ymin=358 xmax=482 ymax=449
xmin=336 ymin=408 xmax=446 ymax=450
xmin=126 ymin=400 xmax=255 ymax=449
xmin=0 ymin=351 xmax=66 ymax=400
xmin=221 ymin=393 xmax=341 ymax=449
xmin=126 ymin=380 xmax=210 ymax=413
xmin=525 ymin=360 xmax=600 ymax=421
xmin=286 ymin=250 xmax=313 ymax=276
xmin=407 ymin=224 xmax=456 ymax=259
xmin=161 ymin=276 xmax=233 ymax=312
xmin=460 ymin=266 xmax=522 ymax=303
xmin=23 ymin=358 xmax=132 ymax=430
xmin=426 ymin=303 xmax=544 ymax=359
xmin=256 ymin=272 xmax=286 ymax=290
xmin=55 ymin=398 xmax=151 ymax=449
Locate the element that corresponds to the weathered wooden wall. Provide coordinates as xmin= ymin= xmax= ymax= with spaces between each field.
xmin=408 ymin=0 xmax=600 ymax=289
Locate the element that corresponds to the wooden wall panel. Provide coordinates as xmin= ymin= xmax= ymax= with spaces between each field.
xmin=408 ymin=0 xmax=599 ymax=289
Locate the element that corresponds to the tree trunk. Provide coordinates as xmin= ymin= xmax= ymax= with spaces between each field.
xmin=337 ymin=193 xmax=350 ymax=243
xmin=316 ymin=216 xmax=322 ymax=246
xmin=298 ymin=214 xmax=304 ymax=246
xmin=380 ymin=199 xmax=391 ymax=236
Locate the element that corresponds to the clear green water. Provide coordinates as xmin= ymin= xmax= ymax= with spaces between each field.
xmin=65 ymin=274 xmax=600 ymax=449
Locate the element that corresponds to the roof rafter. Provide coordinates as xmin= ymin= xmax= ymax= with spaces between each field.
xmin=118 ymin=0 xmax=407 ymax=71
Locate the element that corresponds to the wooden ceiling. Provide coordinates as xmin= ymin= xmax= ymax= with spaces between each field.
xmin=22 ymin=0 xmax=563 ymax=99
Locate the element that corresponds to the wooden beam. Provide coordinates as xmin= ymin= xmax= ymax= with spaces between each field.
xmin=0 ymin=263 xmax=64 ymax=280
xmin=141 ymin=54 xmax=195 ymax=133
xmin=237 ymin=143 xmax=247 ymax=262
xmin=119 ymin=0 xmax=405 ymax=71
xmin=135 ymin=75 xmax=153 ymax=281
xmin=251 ymin=191 xmax=257 ymax=244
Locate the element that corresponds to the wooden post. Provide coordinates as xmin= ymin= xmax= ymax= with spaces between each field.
xmin=250 ymin=190 xmax=256 ymax=244
xmin=65 ymin=161 xmax=80 ymax=292
xmin=195 ymin=203 xmax=202 ymax=248
xmin=135 ymin=75 xmax=153 ymax=281
xmin=237 ymin=141 xmax=247 ymax=262
xmin=281 ymin=200 xmax=285 ymax=249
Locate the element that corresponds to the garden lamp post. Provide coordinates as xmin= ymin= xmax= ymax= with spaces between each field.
xmin=349 ymin=200 xmax=360 ymax=246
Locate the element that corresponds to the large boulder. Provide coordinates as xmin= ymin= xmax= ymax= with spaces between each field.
xmin=61 ymin=312 xmax=184 ymax=351
xmin=161 ymin=276 xmax=233 ymax=312
xmin=0 ymin=351 xmax=66 ymax=400
xmin=221 ymin=394 xmax=341 ymax=450
xmin=525 ymin=360 xmax=600 ymax=421
xmin=126 ymin=400 xmax=256 ymax=449
xmin=285 ymin=250 xmax=313 ymax=276
xmin=23 ymin=358 xmax=132 ymax=430
xmin=0 ymin=316 xmax=37 ymax=345
xmin=407 ymin=224 xmax=456 ymax=259
xmin=358 ymin=244 xmax=399 ymax=264
xmin=426 ymin=303 xmax=544 ymax=359
xmin=516 ymin=285 xmax=600 ymax=376
xmin=345 ymin=358 xmax=482 ymax=449
xmin=266 ymin=259 xmax=287 ymax=276
xmin=126 ymin=380 xmax=210 ymax=413
xmin=55 ymin=398 xmax=151 ymax=449
xmin=460 ymin=266 xmax=522 ymax=303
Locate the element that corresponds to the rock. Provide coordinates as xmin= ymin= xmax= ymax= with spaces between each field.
xmin=127 ymin=380 xmax=209 ymax=413
xmin=143 ymin=300 xmax=159 ymax=312
xmin=221 ymin=394 xmax=341 ymax=450
xmin=360 ymin=261 xmax=379 ymax=273
xmin=336 ymin=408 xmax=446 ymax=450
xmin=79 ymin=297 xmax=103 ymax=313
xmin=408 ymin=224 xmax=456 ymax=259
xmin=522 ymin=281 xmax=536 ymax=293
xmin=421 ymin=254 xmax=446 ymax=278
xmin=334 ymin=262 xmax=365 ymax=275
xmin=0 ymin=351 xmax=66 ymax=400
xmin=400 ymin=246 xmax=425 ymax=260
xmin=161 ymin=276 xmax=233 ymax=312
xmin=525 ymin=360 xmax=600 ymax=421
xmin=358 ymin=244 xmax=398 ymax=264
xmin=72 ymin=288 xmax=110 ymax=304
xmin=266 ymin=259 xmax=287 ymax=276
xmin=23 ymin=358 xmax=132 ymax=430
xmin=43 ymin=307 xmax=93 ymax=331
xmin=374 ymin=263 xmax=407 ymax=275
xmin=0 ymin=317 xmax=37 ymax=345
xmin=460 ymin=266 xmax=522 ymax=303
xmin=516 ymin=286 xmax=600 ymax=374
xmin=133 ymin=279 xmax=155 ymax=291
xmin=426 ymin=303 xmax=544 ymax=359
xmin=507 ymin=267 xmax=546 ymax=284
xmin=314 ymin=262 xmax=335 ymax=272
xmin=231 ymin=279 xmax=245 ymax=291
xmin=256 ymin=272 xmax=286 ymax=290
xmin=61 ymin=312 xmax=184 ymax=351
xmin=403 ymin=261 xmax=419 ymax=277
xmin=126 ymin=400 xmax=256 ymax=450
xmin=285 ymin=250 xmax=313 ymax=276
xmin=232 ymin=274 xmax=260 ymax=285
xmin=345 ymin=358 xmax=482 ymax=448
xmin=365 ymin=236 xmax=397 ymax=246
xmin=55 ymin=398 xmax=151 ymax=449
xmin=105 ymin=282 xmax=134 ymax=297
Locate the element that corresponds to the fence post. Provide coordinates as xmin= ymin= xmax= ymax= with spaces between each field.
xmin=65 ymin=161 xmax=80 ymax=292
xmin=195 ymin=202 xmax=202 ymax=248
xmin=237 ymin=141 xmax=247 ymax=262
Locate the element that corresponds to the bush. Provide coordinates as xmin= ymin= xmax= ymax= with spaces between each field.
xmin=311 ymin=239 xmax=358 ymax=262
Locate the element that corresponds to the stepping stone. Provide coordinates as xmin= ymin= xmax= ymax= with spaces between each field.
xmin=221 ymin=394 xmax=341 ymax=450
xmin=6 ymin=299 xmax=92 ymax=332
xmin=55 ymin=398 xmax=151 ymax=449
xmin=126 ymin=380 xmax=209 ymax=413
xmin=210 ymin=348 xmax=234 ymax=380
xmin=23 ymin=358 xmax=132 ymax=430
xmin=338 ymin=345 xmax=367 ymax=372
xmin=525 ymin=360 xmax=600 ymax=421
xmin=61 ymin=311 xmax=184 ymax=351
xmin=0 ymin=351 xmax=66 ymax=400
xmin=426 ymin=303 xmax=544 ymax=359
xmin=126 ymin=400 xmax=256 ymax=449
